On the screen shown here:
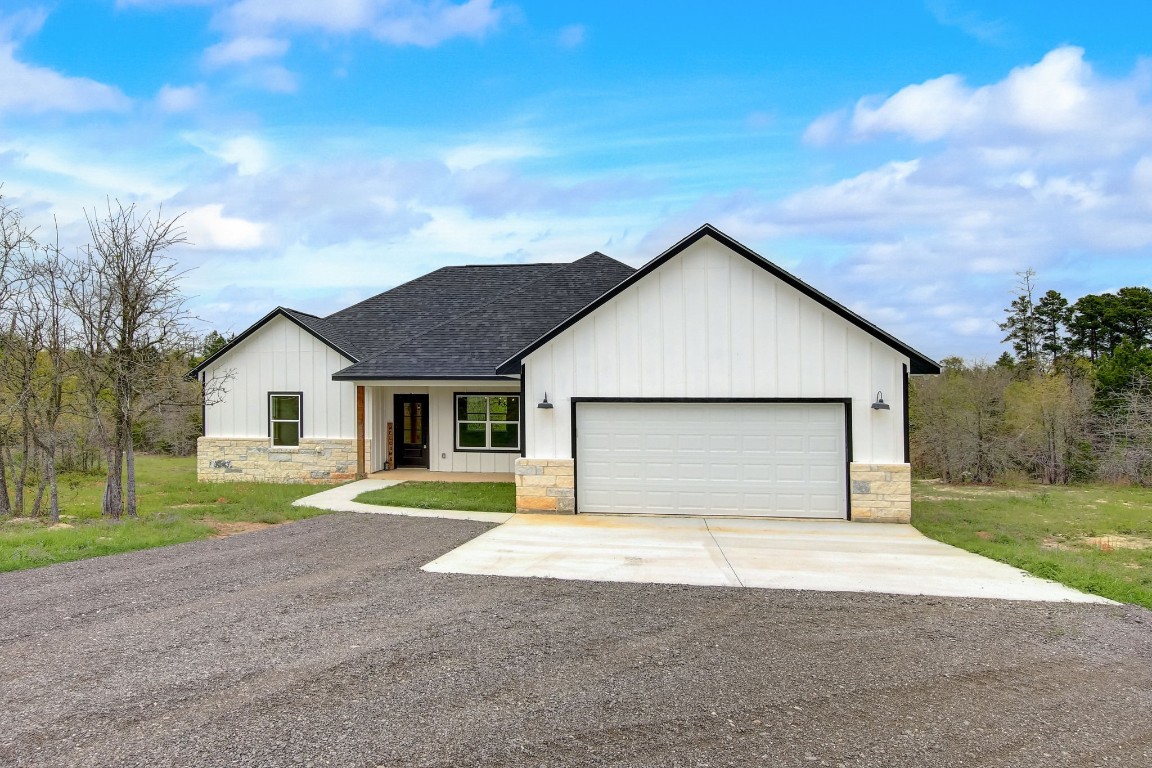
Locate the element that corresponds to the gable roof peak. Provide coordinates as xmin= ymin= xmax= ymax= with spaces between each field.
xmin=496 ymin=223 xmax=941 ymax=375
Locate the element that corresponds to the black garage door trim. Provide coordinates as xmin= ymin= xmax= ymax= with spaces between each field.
xmin=570 ymin=397 xmax=854 ymax=519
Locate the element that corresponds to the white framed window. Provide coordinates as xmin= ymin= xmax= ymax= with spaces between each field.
xmin=455 ymin=393 xmax=520 ymax=451
xmin=269 ymin=392 xmax=302 ymax=447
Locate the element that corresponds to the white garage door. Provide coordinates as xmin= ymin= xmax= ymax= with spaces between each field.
xmin=575 ymin=401 xmax=847 ymax=518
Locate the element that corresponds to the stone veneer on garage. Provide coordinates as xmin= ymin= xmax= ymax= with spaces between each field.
xmin=514 ymin=458 xmax=575 ymax=514
xmin=848 ymin=463 xmax=912 ymax=523
xmin=514 ymin=458 xmax=912 ymax=522
xmin=196 ymin=437 xmax=369 ymax=484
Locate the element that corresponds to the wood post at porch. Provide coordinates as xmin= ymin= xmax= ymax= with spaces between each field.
xmin=356 ymin=385 xmax=366 ymax=479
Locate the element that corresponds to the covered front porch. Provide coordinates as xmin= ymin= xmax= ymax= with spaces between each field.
xmin=350 ymin=380 xmax=523 ymax=477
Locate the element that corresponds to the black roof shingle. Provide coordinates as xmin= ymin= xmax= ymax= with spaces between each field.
xmin=189 ymin=253 xmax=636 ymax=380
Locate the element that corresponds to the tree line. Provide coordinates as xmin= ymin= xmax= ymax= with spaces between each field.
xmin=911 ymin=269 xmax=1152 ymax=485
xmin=0 ymin=196 xmax=219 ymax=521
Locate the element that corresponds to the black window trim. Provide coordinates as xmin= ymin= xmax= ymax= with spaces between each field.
xmin=268 ymin=391 xmax=304 ymax=448
xmin=452 ymin=391 xmax=522 ymax=453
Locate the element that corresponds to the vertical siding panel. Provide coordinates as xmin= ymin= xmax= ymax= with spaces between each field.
xmin=821 ymin=312 xmax=848 ymax=398
xmin=637 ymin=279 xmax=663 ymax=397
xmin=682 ymin=253 xmax=708 ymax=397
xmin=574 ymin=324 xmax=597 ymax=397
xmin=775 ymin=289 xmax=800 ymax=394
xmin=729 ymin=260 xmax=755 ymax=397
xmin=616 ymin=289 xmax=640 ymax=397
xmin=845 ymin=331 xmax=872 ymax=459
xmin=751 ymin=276 xmax=777 ymax=396
xmin=322 ymin=350 xmax=337 ymax=437
xmin=660 ymin=260 xmax=687 ymax=395
xmin=594 ymin=306 xmax=620 ymax=396
xmin=706 ymin=248 xmax=731 ymax=396
xmin=798 ymin=304 xmax=824 ymax=398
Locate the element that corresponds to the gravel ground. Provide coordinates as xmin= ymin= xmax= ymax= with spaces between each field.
xmin=2 ymin=513 xmax=1151 ymax=768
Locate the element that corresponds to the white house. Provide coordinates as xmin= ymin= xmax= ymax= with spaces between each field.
xmin=194 ymin=225 xmax=939 ymax=522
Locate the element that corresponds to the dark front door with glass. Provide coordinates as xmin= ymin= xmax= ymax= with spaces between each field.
xmin=394 ymin=394 xmax=429 ymax=468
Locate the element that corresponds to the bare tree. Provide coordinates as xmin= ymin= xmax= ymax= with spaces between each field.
xmin=0 ymin=197 xmax=42 ymax=516
xmin=1005 ymin=373 xmax=1093 ymax=484
xmin=24 ymin=236 xmax=74 ymax=520
xmin=1094 ymin=376 xmax=1152 ymax=485
xmin=910 ymin=359 xmax=1016 ymax=482
xmin=68 ymin=201 xmax=190 ymax=520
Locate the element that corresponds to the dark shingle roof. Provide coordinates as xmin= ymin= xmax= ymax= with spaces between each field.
xmin=190 ymin=253 xmax=636 ymax=380
xmin=332 ymin=253 xmax=636 ymax=379
xmin=324 ymin=262 xmax=567 ymax=361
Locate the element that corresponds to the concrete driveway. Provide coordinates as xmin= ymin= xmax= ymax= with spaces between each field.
xmin=297 ymin=481 xmax=1108 ymax=603
xmin=423 ymin=513 xmax=1110 ymax=603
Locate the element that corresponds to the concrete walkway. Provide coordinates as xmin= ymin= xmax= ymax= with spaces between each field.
xmin=296 ymin=481 xmax=1110 ymax=603
xmin=292 ymin=479 xmax=513 ymax=523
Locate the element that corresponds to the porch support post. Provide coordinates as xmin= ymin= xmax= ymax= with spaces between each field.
xmin=356 ymin=385 xmax=366 ymax=479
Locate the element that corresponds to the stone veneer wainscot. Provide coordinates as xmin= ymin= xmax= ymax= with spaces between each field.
xmin=514 ymin=458 xmax=575 ymax=514
xmin=848 ymin=463 xmax=912 ymax=523
xmin=196 ymin=437 xmax=370 ymax=484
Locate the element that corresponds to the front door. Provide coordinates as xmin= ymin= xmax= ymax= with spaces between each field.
xmin=394 ymin=395 xmax=430 ymax=468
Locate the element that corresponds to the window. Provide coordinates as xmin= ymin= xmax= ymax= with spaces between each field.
xmin=269 ymin=393 xmax=302 ymax=447
xmin=455 ymin=394 xmax=520 ymax=451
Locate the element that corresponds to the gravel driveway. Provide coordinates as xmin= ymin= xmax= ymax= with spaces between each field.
xmin=2 ymin=513 xmax=1151 ymax=768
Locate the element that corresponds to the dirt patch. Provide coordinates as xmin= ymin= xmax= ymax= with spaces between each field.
xmin=171 ymin=503 xmax=213 ymax=509
xmin=1083 ymin=535 xmax=1152 ymax=551
xmin=1042 ymin=534 xmax=1152 ymax=552
xmin=204 ymin=520 xmax=291 ymax=538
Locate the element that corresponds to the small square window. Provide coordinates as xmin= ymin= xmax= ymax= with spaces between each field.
xmin=270 ymin=393 xmax=302 ymax=447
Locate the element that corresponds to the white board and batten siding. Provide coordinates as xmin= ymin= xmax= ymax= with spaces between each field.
xmin=523 ymin=235 xmax=909 ymax=464
xmin=203 ymin=314 xmax=360 ymax=439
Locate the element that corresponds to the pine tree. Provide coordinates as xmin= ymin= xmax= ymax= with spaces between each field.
xmin=999 ymin=269 xmax=1040 ymax=368
xmin=1033 ymin=289 xmax=1071 ymax=371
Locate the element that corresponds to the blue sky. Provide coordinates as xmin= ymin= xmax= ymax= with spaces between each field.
xmin=4 ymin=1 xmax=1152 ymax=361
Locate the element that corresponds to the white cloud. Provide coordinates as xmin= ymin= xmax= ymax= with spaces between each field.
xmin=925 ymin=0 xmax=1008 ymax=45
xmin=441 ymin=141 xmax=545 ymax=170
xmin=182 ymin=204 xmax=265 ymax=249
xmin=183 ymin=133 xmax=273 ymax=174
xmin=801 ymin=109 xmax=845 ymax=146
xmin=156 ymin=84 xmax=204 ymax=112
xmin=557 ymin=23 xmax=585 ymax=49
xmin=234 ymin=63 xmax=298 ymax=92
xmin=213 ymin=0 xmax=503 ymax=46
xmin=837 ymin=47 xmax=1152 ymax=152
xmin=1 ymin=140 xmax=178 ymax=200
xmin=0 ymin=42 xmax=130 ymax=114
xmin=202 ymin=35 xmax=289 ymax=69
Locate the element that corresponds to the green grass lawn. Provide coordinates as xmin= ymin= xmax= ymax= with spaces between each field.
xmin=355 ymin=481 xmax=515 ymax=514
xmin=913 ymin=481 xmax=1152 ymax=609
xmin=0 ymin=455 xmax=334 ymax=573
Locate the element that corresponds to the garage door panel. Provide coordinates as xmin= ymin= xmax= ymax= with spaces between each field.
xmin=576 ymin=402 xmax=847 ymax=518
